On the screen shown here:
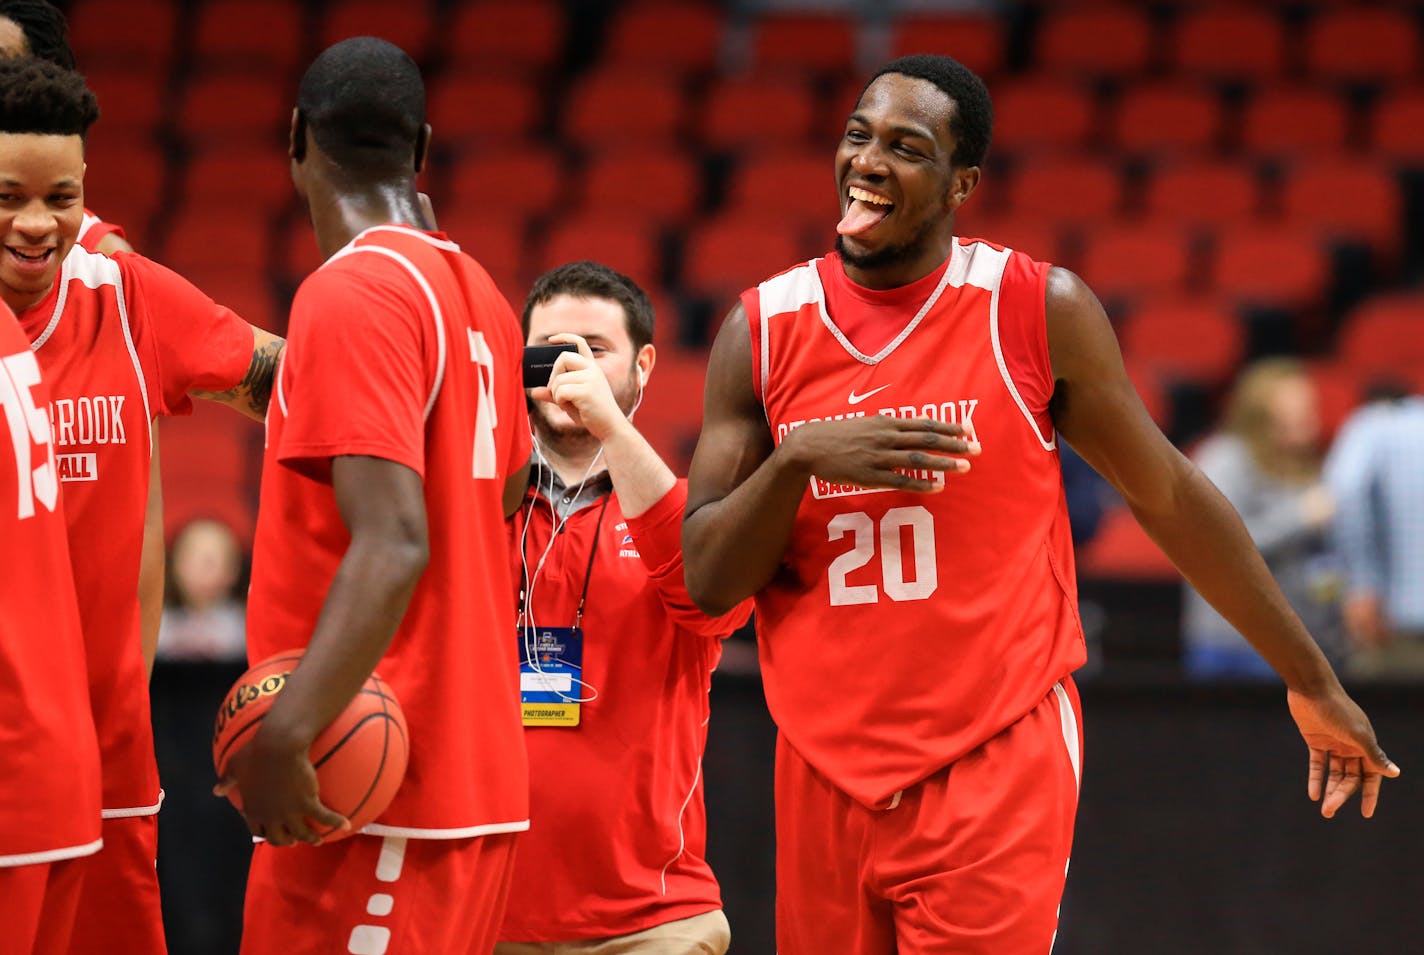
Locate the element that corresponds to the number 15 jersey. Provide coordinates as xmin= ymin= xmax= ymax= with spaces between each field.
xmin=743 ymin=240 xmax=1086 ymax=807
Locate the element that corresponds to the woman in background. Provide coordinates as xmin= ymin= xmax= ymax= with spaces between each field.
xmin=1182 ymin=359 xmax=1345 ymax=678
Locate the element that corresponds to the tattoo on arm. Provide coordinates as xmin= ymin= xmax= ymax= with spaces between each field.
xmin=195 ymin=338 xmax=285 ymax=418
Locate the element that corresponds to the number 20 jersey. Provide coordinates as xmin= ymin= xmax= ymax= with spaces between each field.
xmin=743 ymin=240 xmax=1086 ymax=807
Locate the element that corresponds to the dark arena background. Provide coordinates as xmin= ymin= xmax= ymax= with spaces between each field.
xmin=49 ymin=0 xmax=1424 ymax=951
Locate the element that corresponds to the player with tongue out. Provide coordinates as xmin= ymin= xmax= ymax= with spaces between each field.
xmin=682 ymin=53 xmax=1397 ymax=954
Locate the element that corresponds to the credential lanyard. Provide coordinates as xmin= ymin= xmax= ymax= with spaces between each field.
xmin=518 ymin=491 xmax=612 ymax=630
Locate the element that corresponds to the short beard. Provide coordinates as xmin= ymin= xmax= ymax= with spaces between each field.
xmin=529 ymin=366 xmax=641 ymax=454
xmin=835 ymin=215 xmax=939 ymax=272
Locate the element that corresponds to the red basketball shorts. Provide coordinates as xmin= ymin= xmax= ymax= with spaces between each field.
xmin=775 ymin=679 xmax=1083 ymax=955
xmin=0 ymin=856 xmax=86 ymax=955
xmin=242 ymin=831 xmax=519 ymax=955
xmin=67 ymin=814 xmax=166 ymax=955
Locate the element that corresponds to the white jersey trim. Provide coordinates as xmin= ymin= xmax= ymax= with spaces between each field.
xmin=358 ymin=224 xmax=461 ymax=254
xmin=987 ymin=244 xmax=1056 ymax=451
xmin=359 ymin=818 xmax=530 ymax=840
xmin=1052 ymin=681 xmax=1081 ymax=790
xmin=325 ymin=244 xmax=448 ymax=421
xmin=0 ymin=837 xmax=103 ymax=868
xmin=111 ymin=265 xmax=155 ymax=453
xmin=101 ymin=789 xmax=164 ymax=819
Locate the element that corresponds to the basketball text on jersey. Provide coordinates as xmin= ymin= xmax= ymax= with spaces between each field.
xmin=776 ymin=394 xmax=982 ymax=500
xmin=45 ymin=393 xmax=130 ymax=482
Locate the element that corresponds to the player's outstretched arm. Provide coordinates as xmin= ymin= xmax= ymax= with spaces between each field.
xmin=1045 ymin=267 xmax=1400 ymax=816
xmin=217 ymin=454 xmax=429 ymax=845
xmin=682 ymin=303 xmax=977 ymax=615
xmin=193 ymin=326 xmax=286 ymax=422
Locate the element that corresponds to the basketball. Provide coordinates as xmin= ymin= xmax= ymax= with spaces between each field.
xmin=212 ymin=649 xmax=409 ymax=840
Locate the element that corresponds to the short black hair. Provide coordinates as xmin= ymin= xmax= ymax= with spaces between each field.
xmin=861 ymin=54 xmax=993 ymax=169
xmin=0 ymin=56 xmax=97 ymax=137
xmin=523 ymin=261 xmax=655 ymax=352
xmin=296 ymin=37 xmax=425 ymax=176
xmin=0 ymin=0 xmax=76 ymax=70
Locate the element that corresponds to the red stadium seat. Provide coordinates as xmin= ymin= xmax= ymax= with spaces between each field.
xmin=177 ymin=71 xmax=290 ymax=146
xmin=1112 ymin=82 xmax=1225 ymax=156
xmin=182 ymin=146 xmax=294 ymax=214
xmin=1304 ymin=359 xmax=1366 ymax=442
xmin=991 ymin=77 xmax=1097 ymax=155
xmin=1079 ymin=224 xmax=1197 ymax=303
xmin=721 ymin=149 xmax=835 ymax=230
xmin=1142 ymin=159 xmax=1262 ymax=229
xmin=1302 ymin=7 xmax=1419 ymax=85
xmin=429 ymin=211 xmax=528 ymax=296
xmin=1119 ymin=297 xmax=1244 ymax=388
xmin=84 ymin=68 xmax=166 ymax=139
xmin=748 ymin=12 xmax=859 ymax=80
xmin=539 ymin=216 xmax=662 ymax=291
xmin=954 ymin=212 xmax=1064 ymax=266
xmin=181 ymin=266 xmax=280 ymax=334
xmin=445 ymin=0 xmax=565 ymax=74
xmin=680 ymin=214 xmax=807 ymax=301
xmin=888 ymin=13 xmax=1007 ymax=78
xmin=282 ymin=220 xmax=327 ymax=285
xmin=1077 ymin=506 xmax=1177 ymax=581
xmin=81 ymin=135 xmax=166 ymax=245
xmin=562 ymin=67 xmax=689 ymax=147
xmin=426 ymin=71 xmax=544 ymax=145
xmin=575 ymin=149 xmax=702 ymax=227
xmin=1239 ymin=86 xmax=1350 ymax=157
xmin=1035 ymin=6 xmax=1155 ymax=79
xmin=1280 ymin=157 xmax=1403 ymax=255
xmin=445 ymin=147 xmax=566 ymax=221
xmin=700 ymin=76 xmax=820 ymax=155
xmin=601 ymin=2 xmax=726 ymax=76
xmin=636 ymin=348 xmax=709 ymax=474
xmin=161 ymin=211 xmax=271 ymax=275
xmin=68 ymin=0 xmax=178 ymax=74
xmin=1169 ymin=7 xmax=1286 ymax=83
xmin=1210 ymin=226 xmax=1328 ymax=310
xmin=320 ymin=0 xmax=434 ymax=61
xmin=191 ymin=0 xmax=305 ymax=73
xmin=1370 ymin=88 xmax=1424 ymax=163
xmin=1006 ymin=155 xmax=1124 ymax=224
xmin=159 ymin=404 xmax=258 ymax=545
xmin=1336 ymin=293 xmax=1424 ymax=384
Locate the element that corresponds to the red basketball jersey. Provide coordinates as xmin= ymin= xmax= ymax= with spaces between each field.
xmin=743 ymin=242 xmax=1086 ymax=806
xmin=247 ymin=225 xmax=532 ymax=836
xmin=15 ymin=247 xmax=256 ymax=813
xmin=0 ymin=303 xmax=102 ymax=866
xmin=76 ymin=209 xmax=126 ymax=254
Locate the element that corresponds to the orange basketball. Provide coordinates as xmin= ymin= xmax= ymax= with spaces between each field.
xmin=212 ymin=649 xmax=409 ymax=841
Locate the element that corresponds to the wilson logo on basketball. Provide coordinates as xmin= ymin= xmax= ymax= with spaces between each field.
xmin=212 ymin=671 xmax=290 ymax=746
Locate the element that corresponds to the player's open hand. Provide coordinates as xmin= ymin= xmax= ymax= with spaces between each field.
xmin=527 ymin=333 xmax=628 ymax=441
xmin=781 ymin=415 xmax=981 ymax=493
xmin=1286 ymin=686 xmax=1400 ymax=819
xmin=215 ymin=729 xmax=349 ymax=846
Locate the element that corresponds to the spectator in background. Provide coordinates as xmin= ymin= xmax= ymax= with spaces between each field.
xmin=1324 ymin=387 xmax=1424 ymax=679
xmin=156 ymin=517 xmax=247 ymax=662
xmin=1182 ymin=359 xmax=1344 ymax=679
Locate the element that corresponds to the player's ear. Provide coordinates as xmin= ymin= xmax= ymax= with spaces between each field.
xmin=290 ymin=108 xmax=307 ymax=163
xmin=947 ymin=165 xmax=980 ymax=212
xmin=414 ymin=124 xmax=432 ymax=174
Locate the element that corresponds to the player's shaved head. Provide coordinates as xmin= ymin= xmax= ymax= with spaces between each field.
xmin=296 ymin=37 xmax=425 ymax=177
xmin=0 ymin=0 xmax=75 ymax=69
xmin=0 ymin=55 xmax=97 ymax=138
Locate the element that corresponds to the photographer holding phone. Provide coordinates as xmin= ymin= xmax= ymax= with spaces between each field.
xmin=499 ymin=261 xmax=750 ymax=954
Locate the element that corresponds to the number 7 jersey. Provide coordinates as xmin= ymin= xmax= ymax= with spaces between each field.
xmin=742 ymin=240 xmax=1086 ymax=807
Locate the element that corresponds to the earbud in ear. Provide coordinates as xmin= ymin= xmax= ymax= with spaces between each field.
xmin=638 ymin=368 xmax=648 ymax=387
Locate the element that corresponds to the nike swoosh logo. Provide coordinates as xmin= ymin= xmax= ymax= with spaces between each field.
xmin=847 ymin=384 xmax=892 ymax=405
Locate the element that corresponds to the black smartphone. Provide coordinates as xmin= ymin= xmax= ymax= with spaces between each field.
xmin=522 ymin=344 xmax=578 ymax=389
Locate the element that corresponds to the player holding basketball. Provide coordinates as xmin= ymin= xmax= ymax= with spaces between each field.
xmin=225 ymin=38 xmax=531 ymax=954
xmin=496 ymin=262 xmax=748 ymax=954
xmin=0 ymin=299 xmax=101 ymax=955
xmin=1 ymin=56 xmax=282 ymax=955
xmin=682 ymin=54 xmax=1399 ymax=953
